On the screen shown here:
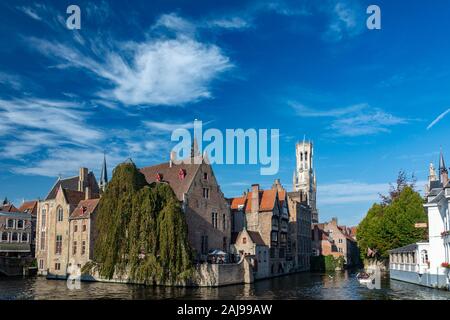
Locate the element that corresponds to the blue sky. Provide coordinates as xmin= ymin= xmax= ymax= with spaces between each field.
xmin=0 ymin=0 xmax=449 ymax=226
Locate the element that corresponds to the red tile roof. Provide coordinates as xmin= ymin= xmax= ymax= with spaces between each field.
xmin=230 ymin=188 xmax=285 ymax=213
xmin=70 ymin=199 xmax=100 ymax=219
xmin=18 ymin=201 xmax=38 ymax=216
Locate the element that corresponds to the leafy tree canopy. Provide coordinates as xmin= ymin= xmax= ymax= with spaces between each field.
xmin=357 ymin=171 xmax=427 ymax=260
xmin=90 ymin=161 xmax=193 ymax=284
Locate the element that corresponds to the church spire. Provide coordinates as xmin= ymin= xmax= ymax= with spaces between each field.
xmin=439 ymin=149 xmax=449 ymax=185
xmin=100 ymin=153 xmax=108 ymax=193
xmin=439 ymin=149 xmax=447 ymax=173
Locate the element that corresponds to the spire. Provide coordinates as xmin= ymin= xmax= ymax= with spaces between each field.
xmin=3 ymin=197 xmax=8 ymax=205
xmin=439 ymin=149 xmax=447 ymax=173
xmin=100 ymin=153 xmax=108 ymax=192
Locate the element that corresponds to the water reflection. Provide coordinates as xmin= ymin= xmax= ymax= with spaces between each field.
xmin=0 ymin=271 xmax=449 ymax=300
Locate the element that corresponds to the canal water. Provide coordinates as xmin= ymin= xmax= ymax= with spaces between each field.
xmin=1 ymin=271 xmax=449 ymax=300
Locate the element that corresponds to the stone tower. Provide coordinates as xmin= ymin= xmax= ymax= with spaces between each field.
xmin=293 ymin=138 xmax=318 ymax=223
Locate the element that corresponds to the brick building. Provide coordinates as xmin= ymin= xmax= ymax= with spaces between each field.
xmin=36 ymin=168 xmax=99 ymax=277
xmin=312 ymin=218 xmax=359 ymax=267
xmin=140 ymin=152 xmax=231 ymax=262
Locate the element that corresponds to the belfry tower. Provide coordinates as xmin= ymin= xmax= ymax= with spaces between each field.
xmin=293 ymin=137 xmax=318 ymax=223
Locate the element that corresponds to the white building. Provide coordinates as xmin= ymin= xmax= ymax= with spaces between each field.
xmin=389 ymin=151 xmax=450 ymax=289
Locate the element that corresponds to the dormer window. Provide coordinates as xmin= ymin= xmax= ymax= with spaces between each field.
xmin=178 ymin=169 xmax=186 ymax=181
xmin=156 ymin=173 xmax=163 ymax=182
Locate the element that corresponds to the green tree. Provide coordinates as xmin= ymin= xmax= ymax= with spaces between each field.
xmin=91 ymin=161 xmax=193 ymax=284
xmin=357 ymin=172 xmax=427 ymax=261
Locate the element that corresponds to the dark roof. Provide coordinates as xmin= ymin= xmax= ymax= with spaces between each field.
xmin=140 ymin=162 xmax=202 ymax=201
xmin=70 ymin=199 xmax=100 ymax=219
xmin=388 ymin=243 xmax=418 ymax=253
xmin=62 ymin=189 xmax=86 ymax=207
xmin=247 ymin=231 xmax=266 ymax=246
xmin=45 ymin=176 xmax=79 ymax=200
xmin=0 ymin=204 xmax=19 ymax=213
xmin=0 ymin=211 xmax=32 ymax=219
xmin=430 ymin=180 xmax=443 ymax=190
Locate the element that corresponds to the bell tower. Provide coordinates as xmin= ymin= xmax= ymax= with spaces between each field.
xmin=293 ymin=137 xmax=318 ymax=223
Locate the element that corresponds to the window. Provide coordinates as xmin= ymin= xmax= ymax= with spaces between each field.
xmin=211 ymin=212 xmax=218 ymax=229
xmin=55 ymin=263 xmax=61 ymax=271
xmin=6 ymin=219 xmax=14 ymax=229
xmin=39 ymin=259 xmax=44 ymax=270
xmin=1 ymin=232 xmax=7 ymax=242
xmin=82 ymin=222 xmax=87 ymax=232
xmin=202 ymin=188 xmax=209 ymax=199
xmin=73 ymin=241 xmax=77 ymax=255
xmin=11 ymin=232 xmax=18 ymax=242
xmin=74 ymin=223 xmax=78 ymax=233
xmin=338 ymin=239 xmax=343 ymax=244
xmin=40 ymin=232 xmax=46 ymax=251
xmin=222 ymin=214 xmax=226 ymax=230
xmin=81 ymin=241 xmax=86 ymax=255
xmin=21 ymin=233 xmax=28 ymax=243
xmin=41 ymin=208 xmax=47 ymax=228
xmin=271 ymin=231 xmax=278 ymax=244
xmin=223 ymin=237 xmax=227 ymax=251
xmin=270 ymin=248 xmax=276 ymax=259
xmin=201 ymin=236 xmax=208 ymax=255
xmin=203 ymin=172 xmax=208 ymax=180
xmin=57 ymin=207 xmax=64 ymax=222
xmin=242 ymin=237 xmax=247 ymax=244
xmin=55 ymin=235 xmax=62 ymax=255
xmin=338 ymin=248 xmax=343 ymax=253
xmin=17 ymin=220 xmax=24 ymax=229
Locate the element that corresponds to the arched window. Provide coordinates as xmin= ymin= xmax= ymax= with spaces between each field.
xmin=21 ymin=233 xmax=28 ymax=243
xmin=41 ymin=208 xmax=47 ymax=228
xmin=57 ymin=207 xmax=64 ymax=222
xmin=11 ymin=232 xmax=18 ymax=242
xmin=1 ymin=232 xmax=8 ymax=242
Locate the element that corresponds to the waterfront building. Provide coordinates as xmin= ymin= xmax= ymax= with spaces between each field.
xmin=293 ymin=138 xmax=319 ymax=223
xmin=229 ymin=181 xmax=299 ymax=276
xmin=68 ymin=199 xmax=100 ymax=270
xmin=389 ymin=151 xmax=450 ymax=289
xmin=140 ymin=150 xmax=231 ymax=263
xmin=36 ymin=167 xmax=99 ymax=277
xmin=232 ymin=229 xmax=269 ymax=279
xmin=18 ymin=200 xmax=38 ymax=257
xmin=0 ymin=210 xmax=33 ymax=276
xmin=311 ymin=218 xmax=359 ymax=267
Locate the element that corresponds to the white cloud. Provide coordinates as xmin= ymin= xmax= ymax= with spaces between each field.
xmin=17 ymin=6 xmax=42 ymax=21
xmin=144 ymin=121 xmax=194 ymax=132
xmin=28 ymin=13 xmax=232 ymax=107
xmin=0 ymin=72 xmax=22 ymax=90
xmin=427 ymin=108 xmax=450 ymax=130
xmin=292 ymin=102 xmax=408 ymax=137
xmin=208 ymin=17 xmax=251 ymax=29
xmin=323 ymin=1 xmax=364 ymax=42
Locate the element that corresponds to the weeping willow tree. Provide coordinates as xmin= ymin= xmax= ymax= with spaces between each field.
xmin=90 ymin=161 xmax=194 ymax=284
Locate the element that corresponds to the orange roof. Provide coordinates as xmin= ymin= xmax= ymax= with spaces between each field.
xmin=230 ymin=188 xmax=284 ymax=213
xmin=70 ymin=199 xmax=100 ymax=219
xmin=18 ymin=201 xmax=38 ymax=216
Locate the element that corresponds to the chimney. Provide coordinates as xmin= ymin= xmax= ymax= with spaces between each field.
xmin=442 ymin=171 xmax=449 ymax=187
xmin=85 ymin=186 xmax=92 ymax=200
xmin=78 ymin=167 xmax=89 ymax=192
xmin=272 ymin=179 xmax=283 ymax=192
xmin=331 ymin=217 xmax=338 ymax=225
xmin=170 ymin=151 xmax=176 ymax=168
xmin=251 ymin=184 xmax=260 ymax=213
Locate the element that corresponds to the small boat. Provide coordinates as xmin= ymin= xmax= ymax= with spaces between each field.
xmin=356 ymin=272 xmax=374 ymax=285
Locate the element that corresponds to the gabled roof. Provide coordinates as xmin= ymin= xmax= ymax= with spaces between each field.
xmin=230 ymin=189 xmax=284 ymax=213
xmin=61 ymin=188 xmax=85 ymax=207
xmin=45 ymin=176 xmax=79 ymax=200
xmin=140 ymin=162 xmax=202 ymax=201
xmin=247 ymin=231 xmax=266 ymax=246
xmin=18 ymin=201 xmax=38 ymax=216
xmin=0 ymin=204 xmax=19 ymax=213
xmin=70 ymin=199 xmax=100 ymax=219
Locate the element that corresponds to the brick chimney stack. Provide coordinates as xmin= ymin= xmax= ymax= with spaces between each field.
xmin=85 ymin=186 xmax=92 ymax=200
xmin=78 ymin=167 xmax=89 ymax=192
xmin=251 ymin=184 xmax=260 ymax=213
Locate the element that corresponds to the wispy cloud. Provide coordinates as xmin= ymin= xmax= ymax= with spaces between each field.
xmin=144 ymin=120 xmax=194 ymax=132
xmin=427 ymin=108 xmax=450 ymax=130
xmin=322 ymin=0 xmax=364 ymax=42
xmin=17 ymin=6 xmax=42 ymax=21
xmin=291 ymin=102 xmax=408 ymax=137
xmin=28 ymin=13 xmax=232 ymax=107
xmin=208 ymin=17 xmax=251 ymax=29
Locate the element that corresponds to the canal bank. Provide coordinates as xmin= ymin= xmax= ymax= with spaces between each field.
xmin=1 ymin=271 xmax=450 ymax=300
